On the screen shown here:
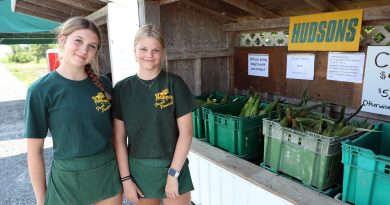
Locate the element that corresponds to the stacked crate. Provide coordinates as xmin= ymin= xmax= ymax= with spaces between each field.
xmin=341 ymin=123 xmax=390 ymax=205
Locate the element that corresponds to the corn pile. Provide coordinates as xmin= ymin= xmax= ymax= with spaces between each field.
xmin=279 ymin=104 xmax=371 ymax=138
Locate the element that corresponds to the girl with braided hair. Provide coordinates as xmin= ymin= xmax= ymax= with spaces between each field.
xmin=24 ymin=16 xmax=121 ymax=205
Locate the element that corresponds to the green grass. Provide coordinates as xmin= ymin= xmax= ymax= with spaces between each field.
xmin=0 ymin=57 xmax=8 ymax=64
xmin=1 ymin=57 xmax=49 ymax=87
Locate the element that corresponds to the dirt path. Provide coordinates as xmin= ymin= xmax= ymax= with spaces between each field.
xmin=0 ymin=63 xmax=27 ymax=102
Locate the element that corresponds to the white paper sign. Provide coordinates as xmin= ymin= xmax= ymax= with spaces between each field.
xmin=361 ymin=46 xmax=390 ymax=116
xmin=286 ymin=54 xmax=315 ymax=80
xmin=248 ymin=54 xmax=269 ymax=77
xmin=107 ymin=1 xmax=139 ymax=85
xmin=327 ymin=52 xmax=365 ymax=83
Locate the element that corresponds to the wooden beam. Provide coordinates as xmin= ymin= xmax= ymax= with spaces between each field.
xmin=363 ymin=4 xmax=390 ymax=26
xmin=181 ymin=0 xmax=234 ymax=22
xmin=13 ymin=0 xmax=70 ymax=22
xmin=86 ymin=6 xmax=107 ymax=26
xmin=14 ymin=5 xmax=67 ymax=23
xmin=167 ymin=48 xmax=233 ymax=60
xmin=20 ymin=0 xmax=87 ymax=16
xmin=52 ymin=0 xmax=104 ymax=12
xmin=222 ymin=0 xmax=278 ymax=18
xmin=223 ymin=17 xmax=289 ymax=32
xmin=304 ymin=0 xmax=339 ymax=12
xmin=160 ymin=0 xmax=180 ymax=5
xmin=224 ymin=5 xmax=390 ymax=32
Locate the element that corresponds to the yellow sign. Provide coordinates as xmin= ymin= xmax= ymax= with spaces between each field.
xmin=288 ymin=9 xmax=363 ymax=51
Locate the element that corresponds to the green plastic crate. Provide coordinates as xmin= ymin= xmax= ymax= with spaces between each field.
xmin=262 ymin=119 xmax=365 ymax=191
xmin=192 ymin=91 xmax=226 ymax=139
xmin=341 ymin=123 xmax=390 ymax=205
xmin=192 ymin=92 xmax=245 ymax=139
xmin=203 ymin=101 xmax=275 ymax=158
xmin=192 ymin=108 xmax=206 ymax=139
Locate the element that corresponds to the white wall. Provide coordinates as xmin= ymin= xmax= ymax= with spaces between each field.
xmin=107 ymin=0 xmax=139 ymax=85
xmin=188 ymin=151 xmax=293 ymax=205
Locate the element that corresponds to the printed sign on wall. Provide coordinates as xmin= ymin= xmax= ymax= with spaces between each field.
xmin=248 ymin=54 xmax=269 ymax=77
xmin=361 ymin=46 xmax=390 ymax=116
xmin=286 ymin=53 xmax=315 ymax=80
xmin=327 ymin=52 xmax=365 ymax=83
xmin=288 ymin=9 xmax=363 ymax=51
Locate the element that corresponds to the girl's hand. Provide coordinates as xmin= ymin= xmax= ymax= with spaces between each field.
xmin=122 ymin=180 xmax=144 ymax=204
xmin=165 ymin=176 xmax=179 ymax=199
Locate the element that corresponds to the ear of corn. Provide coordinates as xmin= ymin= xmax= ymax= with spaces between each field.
xmin=249 ymin=96 xmax=261 ymax=117
xmin=220 ymin=94 xmax=228 ymax=104
xmin=298 ymin=88 xmax=311 ymax=106
xmin=334 ymin=125 xmax=356 ymax=137
xmin=336 ymin=104 xmax=346 ymax=124
xmin=258 ymin=99 xmax=280 ymax=115
xmin=243 ymin=95 xmax=257 ymax=117
xmin=279 ymin=116 xmax=288 ymax=127
xmin=238 ymin=97 xmax=252 ymax=117
xmin=277 ymin=103 xmax=371 ymax=137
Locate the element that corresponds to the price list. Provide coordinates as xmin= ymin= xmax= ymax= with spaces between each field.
xmin=361 ymin=46 xmax=390 ymax=116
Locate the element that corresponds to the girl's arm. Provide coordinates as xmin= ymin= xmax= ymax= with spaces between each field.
xmin=113 ymin=118 xmax=143 ymax=203
xmin=165 ymin=112 xmax=193 ymax=199
xmin=27 ymin=138 xmax=46 ymax=205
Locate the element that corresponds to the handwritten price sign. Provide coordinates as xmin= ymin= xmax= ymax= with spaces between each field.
xmin=361 ymin=46 xmax=390 ymax=116
xmin=378 ymin=88 xmax=390 ymax=99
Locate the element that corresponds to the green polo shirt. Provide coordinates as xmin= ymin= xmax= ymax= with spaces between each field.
xmin=112 ymin=71 xmax=198 ymax=160
xmin=24 ymin=71 xmax=113 ymax=159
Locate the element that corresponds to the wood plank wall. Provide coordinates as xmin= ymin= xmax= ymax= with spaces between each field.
xmin=234 ymin=46 xmax=368 ymax=108
xmin=160 ymin=2 xmax=229 ymax=95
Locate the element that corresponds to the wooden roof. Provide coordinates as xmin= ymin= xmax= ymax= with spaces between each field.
xmin=12 ymin=0 xmax=108 ymax=23
xmin=181 ymin=0 xmax=390 ymax=21
xmin=13 ymin=0 xmax=390 ymax=26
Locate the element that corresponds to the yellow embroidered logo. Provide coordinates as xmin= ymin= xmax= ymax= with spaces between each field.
xmin=92 ymin=92 xmax=111 ymax=112
xmin=154 ymin=88 xmax=174 ymax=109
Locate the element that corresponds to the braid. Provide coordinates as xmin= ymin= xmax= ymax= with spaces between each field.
xmin=84 ymin=64 xmax=111 ymax=101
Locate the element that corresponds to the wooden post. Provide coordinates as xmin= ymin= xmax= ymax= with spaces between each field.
xmin=226 ymin=31 xmax=239 ymax=94
xmin=138 ymin=0 xmax=160 ymax=27
xmin=194 ymin=58 xmax=202 ymax=95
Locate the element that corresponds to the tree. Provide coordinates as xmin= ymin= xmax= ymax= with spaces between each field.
xmin=9 ymin=45 xmax=24 ymax=54
xmin=31 ymin=44 xmax=55 ymax=63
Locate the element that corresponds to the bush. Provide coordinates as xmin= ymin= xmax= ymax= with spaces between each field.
xmin=9 ymin=52 xmax=34 ymax=63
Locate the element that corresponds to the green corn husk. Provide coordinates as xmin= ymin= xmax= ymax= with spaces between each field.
xmin=258 ymin=98 xmax=280 ymax=116
xmin=322 ymin=124 xmax=334 ymax=137
xmin=279 ymin=116 xmax=288 ymax=127
xmin=244 ymin=94 xmax=258 ymax=117
xmin=249 ymin=95 xmax=261 ymax=117
xmin=220 ymin=94 xmax=228 ymax=104
xmin=334 ymin=125 xmax=356 ymax=137
xmin=295 ymin=117 xmax=320 ymax=127
xmin=298 ymin=88 xmax=311 ymax=106
xmin=239 ymin=96 xmax=253 ymax=117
